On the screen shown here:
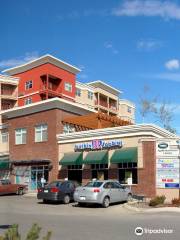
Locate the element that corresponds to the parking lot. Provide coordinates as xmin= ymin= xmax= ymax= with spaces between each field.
xmin=0 ymin=195 xmax=180 ymax=240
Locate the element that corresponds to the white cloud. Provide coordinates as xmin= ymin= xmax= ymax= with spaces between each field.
xmin=112 ymin=0 xmax=180 ymax=20
xmin=149 ymin=73 xmax=180 ymax=82
xmin=0 ymin=52 xmax=39 ymax=69
xmin=104 ymin=42 xmax=119 ymax=54
xmin=165 ymin=59 xmax=180 ymax=70
xmin=137 ymin=39 xmax=162 ymax=51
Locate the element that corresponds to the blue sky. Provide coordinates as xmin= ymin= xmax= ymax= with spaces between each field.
xmin=1 ymin=0 xmax=180 ymax=132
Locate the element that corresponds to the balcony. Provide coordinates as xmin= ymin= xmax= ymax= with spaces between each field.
xmin=1 ymin=86 xmax=18 ymax=100
xmin=39 ymin=84 xmax=62 ymax=98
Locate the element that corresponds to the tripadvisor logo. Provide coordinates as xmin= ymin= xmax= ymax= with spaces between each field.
xmin=135 ymin=227 xmax=144 ymax=236
xmin=158 ymin=142 xmax=168 ymax=149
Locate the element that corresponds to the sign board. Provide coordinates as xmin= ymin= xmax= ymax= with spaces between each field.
xmin=156 ymin=141 xmax=179 ymax=189
xmin=127 ymin=178 xmax=132 ymax=185
xmin=75 ymin=139 xmax=122 ymax=151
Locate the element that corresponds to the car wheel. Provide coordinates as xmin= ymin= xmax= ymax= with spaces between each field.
xmin=102 ymin=196 xmax=110 ymax=208
xmin=18 ymin=188 xmax=24 ymax=195
xmin=63 ymin=195 xmax=70 ymax=204
xmin=127 ymin=193 xmax=133 ymax=202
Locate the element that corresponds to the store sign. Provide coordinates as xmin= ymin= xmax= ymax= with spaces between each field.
xmin=74 ymin=139 xmax=122 ymax=151
xmin=156 ymin=141 xmax=180 ymax=189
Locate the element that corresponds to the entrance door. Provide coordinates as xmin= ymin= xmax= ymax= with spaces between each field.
xmin=31 ymin=166 xmax=49 ymax=190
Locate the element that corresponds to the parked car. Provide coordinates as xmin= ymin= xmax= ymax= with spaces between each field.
xmin=0 ymin=179 xmax=27 ymax=196
xmin=74 ymin=180 xmax=132 ymax=208
xmin=37 ymin=180 xmax=79 ymax=204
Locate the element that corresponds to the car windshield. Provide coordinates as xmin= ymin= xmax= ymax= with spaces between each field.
xmin=48 ymin=181 xmax=63 ymax=188
xmin=84 ymin=181 xmax=103 ymax=188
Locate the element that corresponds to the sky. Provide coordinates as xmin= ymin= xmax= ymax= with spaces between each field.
xmin=1 ymin=0 xmax=180 ymax=133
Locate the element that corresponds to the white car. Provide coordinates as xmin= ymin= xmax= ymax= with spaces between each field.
xmin=74 ymin=180 xmax=132 ymax=208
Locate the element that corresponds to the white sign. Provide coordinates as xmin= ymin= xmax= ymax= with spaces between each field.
xmin=127 ymin=178 xmax=132 ymax=185
xmin=156 ymin=141 xmax=180 ymax=188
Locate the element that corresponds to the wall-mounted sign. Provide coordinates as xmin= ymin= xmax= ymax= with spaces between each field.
xmin=74 ymin=139 xmax=122 ymax=151
xmin=156 ymin=141 xmax=179 ymax=157
xmin=156 ymin=140 xmax=180 ymax=189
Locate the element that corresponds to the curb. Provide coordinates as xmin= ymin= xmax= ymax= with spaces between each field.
xmin=24 ymin=193 xmax=37 ymax=197
xmin=123 ymin=203 xmax=180 ymax=213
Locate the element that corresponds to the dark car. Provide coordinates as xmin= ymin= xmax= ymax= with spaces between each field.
xmin=37 ymin=180 xmax=79 ymax=204
xmin=0 ymin=179 xmax=27 ymax=196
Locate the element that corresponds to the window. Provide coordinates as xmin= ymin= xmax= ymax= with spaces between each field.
xmin=25 ymin=98 xmax=32 ymax=105
xmin=88 ymin=91 xmax=93 ymax=100
xmin=65 ymin=82 xmax=72 ymax=92
xmin=127 ymin=106 xmax=131 ymax=113
xmin=1 ymin=132 xmax=8 ymax=143
xmin=35 ymin=124 xmax=48 ymax=142
xmin=63 ymin=124 xmax=75 ymax=134
xmin=25 ymin=80 xmax=33 ymax=90
xmin=76 ymin=88 xmax=81 ymax=97
xmin=15 ymin=128 xmax=27 ymax=145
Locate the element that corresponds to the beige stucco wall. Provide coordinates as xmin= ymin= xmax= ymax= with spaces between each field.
xmin=118 ymin=102 xmax=135 ymax=123
xmin=156 ymin=188 xmax=179 ymax=203
xmin=75 ymin=88 xmax=94 ymax=109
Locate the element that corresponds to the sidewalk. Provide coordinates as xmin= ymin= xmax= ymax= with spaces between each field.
xmin=124 ymin=202 xmax=180 ymax=213
xmin=24 ymin=191 xmax=37 ymax=197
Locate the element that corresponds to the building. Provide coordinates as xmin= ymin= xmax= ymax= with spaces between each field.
xmin=1 ymin=98 xmax=96 ymax=190
xmin=0 ymin=74 xmax=19 ymax=179
xmin=57 ymin=124 xmax=180 ymax=202
xmin=3 ymin=55 xmax=135 ymax=123
xmin=0 ymin=74 xmax=19 ymax=112
xmin=75 ymin=81 xmax=135 ymax=123
xmin=3 ymin=55 xmax=80 ymax=106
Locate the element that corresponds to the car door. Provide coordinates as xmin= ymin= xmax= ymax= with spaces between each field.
xmin=111 ymin=182 xmax=127 ymax=202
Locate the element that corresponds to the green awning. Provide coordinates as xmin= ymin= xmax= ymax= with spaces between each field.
xmin=0 ymin=156 xmax=9 ymax=170
xmin=111 ymin=147 xmax=137 ymax=163
xmin=83 ymin=150 xmax=108 ymax=164
xmin=59 ymin=152 xmax=83 ymax=165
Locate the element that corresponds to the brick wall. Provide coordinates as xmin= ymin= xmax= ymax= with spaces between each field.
xmin=82 ymin=169 xmax=92 ymax=184
xmin=8 ymin=108 xmax=78 ymax=182
xmin=132 ymin=141 xmax=156 ymax=198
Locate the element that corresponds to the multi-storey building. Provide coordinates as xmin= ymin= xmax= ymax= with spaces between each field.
xmin=0 ymin=74 xmax=18 ymax=179
xmin=3 ymin=55 xmax=80 ymax=106
xmin=3 ymin=54 xmax=135 ymax=123
xmin=75 ymin=80 xmax=135 ymax=122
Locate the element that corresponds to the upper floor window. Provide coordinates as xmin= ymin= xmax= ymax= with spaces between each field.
xmin=76 ymin=88 xmax=81 ymax=97
xmin=1 ymin=132 xmax=8 ymax=143
xmin=63 ymin=124 xmax=75 ymax=134
xmin=88 ymin=91 xmax=93 ymax=100
xmin=25 ymin=98 xmax=32 ymax=105
xmin=25 ymin=80 xmax=33 ymax=90
xmin=65 ymin=82 xmax=72 ymax=92
xmin=35 ymin=124 xmax=48 ymax=142
xmin=15 ymin=128 xmax=27 ymax=145
xmin=127 ymin=106 xmax=132 ymax=113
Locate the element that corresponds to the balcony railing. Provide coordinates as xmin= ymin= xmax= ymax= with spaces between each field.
xmin=39 ymin=84 xmax=62 ymax=98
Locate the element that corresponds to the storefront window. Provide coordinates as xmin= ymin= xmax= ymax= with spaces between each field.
xmin=118 ymin=162 xmax=137 ymax=184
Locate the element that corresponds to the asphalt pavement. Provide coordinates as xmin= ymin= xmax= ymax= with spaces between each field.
xmin=0 ymin=195 xmax=180 ymax=240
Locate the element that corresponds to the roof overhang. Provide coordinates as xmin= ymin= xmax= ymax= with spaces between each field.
xmin=0 ymin=74 xmax=19 ymax=85
xmin=1 ymin=97 xmax=96 ymax=119
xmin=57 ymin=124 xmax=180 ymax=144
xmin=2 ymin=54 xmax=81 ymax=75
xmin=87 ymin=80 xmax=122 ymax=96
